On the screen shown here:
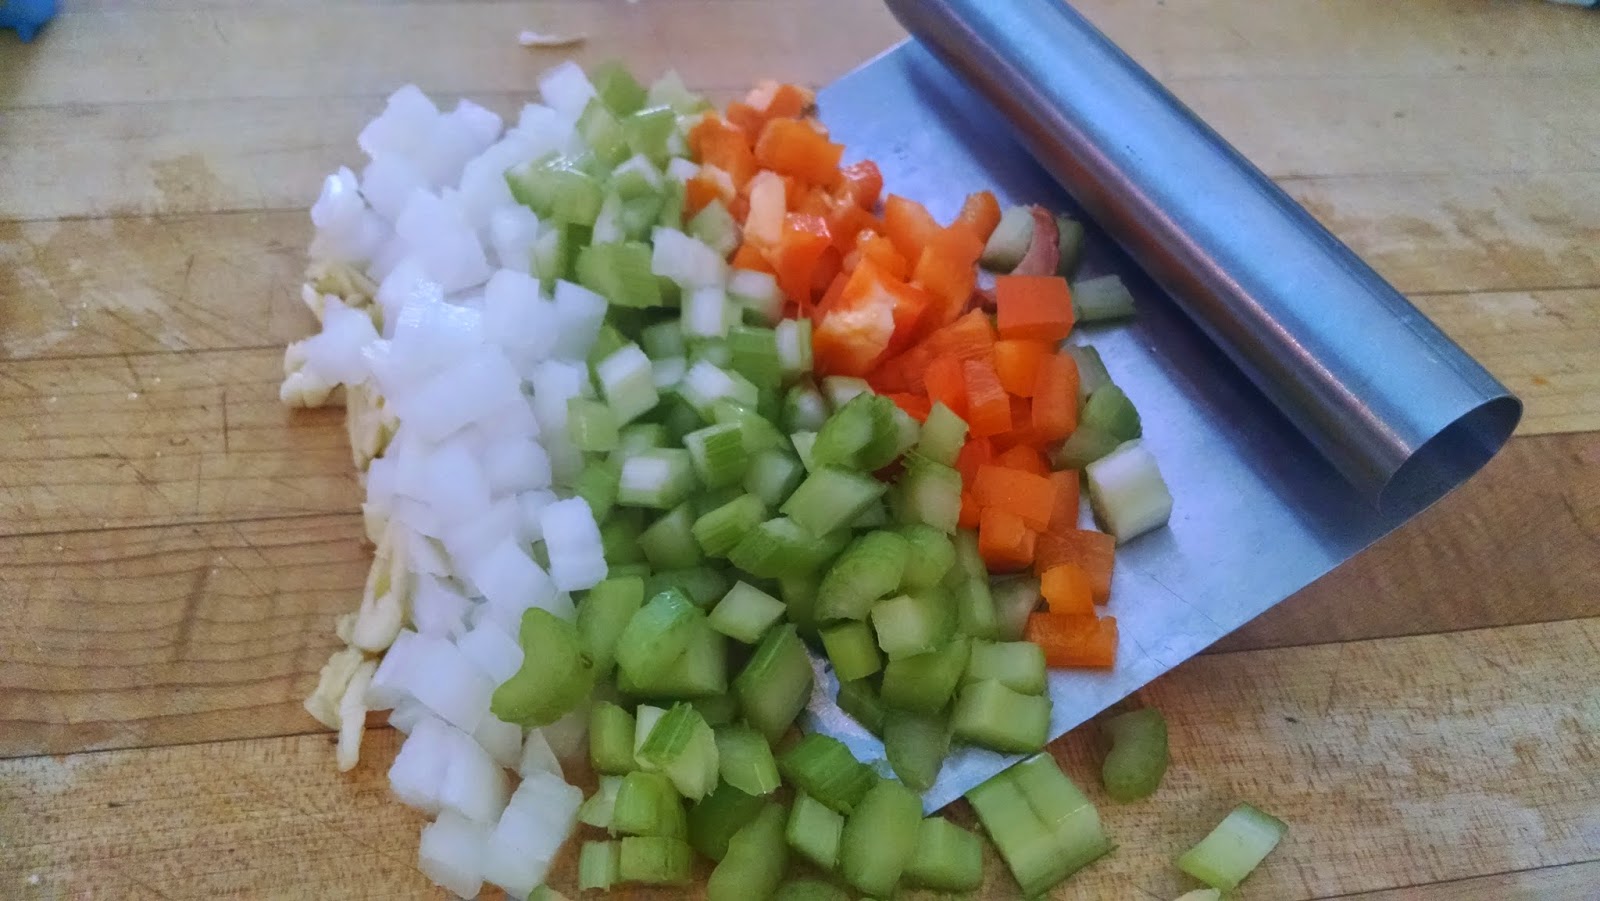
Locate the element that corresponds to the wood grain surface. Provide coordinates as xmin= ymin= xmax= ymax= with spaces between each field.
xmin=2 ymin=0 xmax=1597 ymax=898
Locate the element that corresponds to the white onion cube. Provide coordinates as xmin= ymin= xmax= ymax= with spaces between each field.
xmin=418 ymin=811 xmax=489 ymax=900
xmin=539 ymin=498 xmax=607 ymax=592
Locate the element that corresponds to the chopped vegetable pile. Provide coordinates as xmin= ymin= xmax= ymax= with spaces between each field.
xmin=284 ymin=59 xmax=1279 ymax=900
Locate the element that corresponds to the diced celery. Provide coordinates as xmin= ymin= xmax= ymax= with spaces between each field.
xmin=727 ymin=325 xmax=782 ymax=390
xmin=596 ymin=344 xmax=661 ymax=428
xmin=647 ymin=70 xmax=711 ymax=115
xmin=1082 ymin=384 xmax=1142 ymax=442
xmin=968 ymin=755 xmax=1111 ymax=896
xmin=889 ymin=404 xmax=921 ymax=460
xmin=689 ymin=337 xmax=731 ymax=367
xmin=982 ymin=205 xmax=1035 ymax=271
xmin=708 ymin=581 xmax=786 ymax=644
xmin=641 ymin=319 xmax=687 ymax=360
xmin=684 ymin=422 xmax=750 ymax=488
xmin=614 ymin=589 xmax=702 ymax=684
xmin=850 ymin=498 xmax=891 ymax=529
xmin=783 ymin=380 xmax=830 ymax=433
xmin=578 ymin=576 xmax=646 ymax=678
xmin=897 ymin=523 xmax=957 ymax=589
xmin=732 ymin=624 xmax=813 ymax=741
xmin=952 ymin=679 xmax=1051 ymax=753
xmin=743 ymin=449 xmax=805 ymax=508
xmin=689 ymin=199 xmax=741 ymax=258
xmin=1067 ymin=343 xmax=1111 ymax=406
xmin=692 ymin=693 xmax=738 ymax=727
xmin=578 ymin=840 xmax=621 ymax=891
xmin=990 ymin=574 xmax=1042 ymax=642
xmin=591 ymin=61 xmax=648 ymax=115
xmin=591 ymin=190 xmax=627 ymax=244
xmin=893 ymin=454 xmax=963 ymax=533
xmin=587 ymin=322 xmax=630 ymax=370
xmin=617 ymin=835 xmax=693 ymax=885
xmin=611 ymin=771 xmax=686 ymax=839
xmin=580 ymin=776 xmax=625 ymax=829
xmin=695 ymin=482 xmax=747 ymax=517
xmin=871 ymin=593 xmax=953 ymax=660
xmin=1086 ymin=439 xmax=1173 ymax=542
xmin=816 ymin=530 xmax=910 ymax=620
xmin=714 ymin=725 xmax=781 ymax=796
xmin=880 ymin=636 xmax=969 ymax=714
xmin=640 ymin=503 xmax=703 ymax=569
xmin=633 ymin=704 xmax=668 ymax=760
xmin=688 ymin=781 xmax=765 ymax=861
xmin=657 ymin=178 xmax=686 ymax=229
xmin=613 ymin=153 xmax=664 ymax=198
xmin=916 ymin=402 xmax=969 ymax=467
xmin=492 ymin=608 xmax=596 ymax=727
xmin=728 ymin=516 xmax=845 ymax=579
xmin=638 ymin=702 xmax=720 ymax=800
xmin=1101 ymin=707 xmax=1169 ymax=802
xmin=1073 ymin=273 xmax=1136 ymax=322
xmin=1011 ymin=754 xmax=1115 ymax=877
xmin=785 ymin=792 xmax=844 ymax=871
xmin=781 ymin=466 xmax=887 ymax=535
xmin=820 ymin=620 xmax=882 ymax=682
xmin=623 ymin=105 xmax=678 ymax=165
xmin=617 ymin=447 xmax=697 ymax=509
xmin=1057 ymin=216 xmax=1085 ymax=277
xmin=730 ymin=269 xmax=784 ymax=325
xmin=883 ymin=709 xmax=949 ymax=792
xmin=773 ymin=881 xmax=850 ymax=901
xmin=609 ymin=562 xmax=652 ymax=579
xmin=531 ymin=221 xmax=589 ymax=284
xmin=778 ymin=573 xmax=820 ymax=634
xmin=591 ymin=701 xmax=639 ymax=774
xmin=965 ymin=639 xmax=1048 ymax=695
xmin=568 ymin=396 xmax=620 ymax=452
xmin=708 ymin=802 xmax=789 ymax=901
xmin=835 ymin=678 xmax=887 ymax=734
xmin=621 ymin=193 xmax=667 ymax=241
xmin=904 ymin=817 xmax=983 ymax=892
xmin=809 ymin=392 xmax=875 ymax=467
xmin=507 ymin=156 xmax=604 ymax=224
xmin=574 ymin=457 xmax=621 ymax=522
xmin=778 ymin=734 xmax=878 ymax=816
xmin=578 ymin=241 xmax=663 ymax=307
xmin=617 ymin=615 xmax=728 ymax=699
xmin=775 ymin=318 xmax=813 ymax=379
xmin=1180 ymin=803 xmax=1289 ymax=889
xmin=601 ymin=508 xmax=646 ymax=564
xmin=839 ymin=778 xmax=922 ymax=896
xmin=711 ymin=398 xmax=786 ymax=454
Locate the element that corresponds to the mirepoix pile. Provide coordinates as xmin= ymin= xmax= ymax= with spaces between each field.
xmin=286 ymin=57 xmax=1283 ymax=901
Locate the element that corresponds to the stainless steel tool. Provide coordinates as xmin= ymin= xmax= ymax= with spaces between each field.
xmin=801 ymin=0 xmax=1521 ymax=811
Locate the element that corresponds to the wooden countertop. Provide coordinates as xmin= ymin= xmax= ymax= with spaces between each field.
xmin=2 ymin=1 xmax=1597 ymax=898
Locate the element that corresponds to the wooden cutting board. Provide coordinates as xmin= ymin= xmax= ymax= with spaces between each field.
xmin=2 ymin=1 xmax=1597 ymax=898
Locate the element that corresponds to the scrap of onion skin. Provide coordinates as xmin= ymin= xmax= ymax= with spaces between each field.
xmin=518 ymin=30 xmax=587 ymax=48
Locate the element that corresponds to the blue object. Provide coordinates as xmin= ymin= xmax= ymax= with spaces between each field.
xmin=0 ymin=0 xmax=57 ymax=42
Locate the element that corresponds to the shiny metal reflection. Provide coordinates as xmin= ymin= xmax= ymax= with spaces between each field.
xmin=800 ymin=3 xmax=1519 ymax=811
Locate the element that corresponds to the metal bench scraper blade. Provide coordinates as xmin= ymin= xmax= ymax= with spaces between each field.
xmin=800 ymin=0 xmax=1520 ymax=812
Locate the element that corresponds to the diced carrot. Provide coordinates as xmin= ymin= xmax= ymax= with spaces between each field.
xmin=854 ymin=233 xmax=910 ymax=281
xmin=826 ymin=202 xmax=882 ymax=254
xmin=1031 ymin=353 xmax=1081 ymax=442
xmin=1040 ymin=563 xmax=1094 ymax=616
xmin=883 ymin=195 xmax=943 ymax=264
xmin=993 ymin=339 xmax=1053 ymax=397
xmin=978 ymin=507 xmax=1037 ymax=572
xmin=1035 ymin=529 xmax=1115 ymax=603
xmin=731 ymin=242 xmax=775 ymax=275
xmin=954 ymin=437 xmax=993 ymax=487
xmin=926 ymin=310 xmax=997 ymax=363
xmin=887 ymin=392 xmax=932 ymax=422
xmin=763 ymin=82 xmax=817 ymax=119
xmin=810 ymin=246 xmax=844 ymax=301
xmin=962 ymin=359 xmax=1012 ymax=438
xmin=837 ymin=160 xmax=884 ymax=211
xmin=995 ymin=444 xmax=1050 ymax=477
xmin=912 ymin=226 xmax=985 ymax=329
xmin=684 ymin=173 xmax=727 ymax=220
xmin=954 ymin=190 xmax=1003 ymax=243
xmin=695 ymin=123 xmax=758 ymax=188
xmin=995 ymin=274 xmax=1076 ymax=342
xmin=813 ymin=259 xmax=928 ymax=377
xmin=771 ymin=213 xmax=834 ymax=304
xmin=923 ymin=354 xmax=968 ymax=421
xmin=958 ymin=492 xmax=981 ymax=529
xmin=1048 ymin=471 xmax=1080 ymax=532
xmin=724 ymin=101 xmax=766 ymax=143
xmin=815 ymin=271 xmax=849 ymax=319
xmin=1024 ymin=613 xmax=1118 ymax=668
xmin=972 ymin=464 xmax=1055 ymax=531
xmin=754 ymin=118 xmax=844 ymax=187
